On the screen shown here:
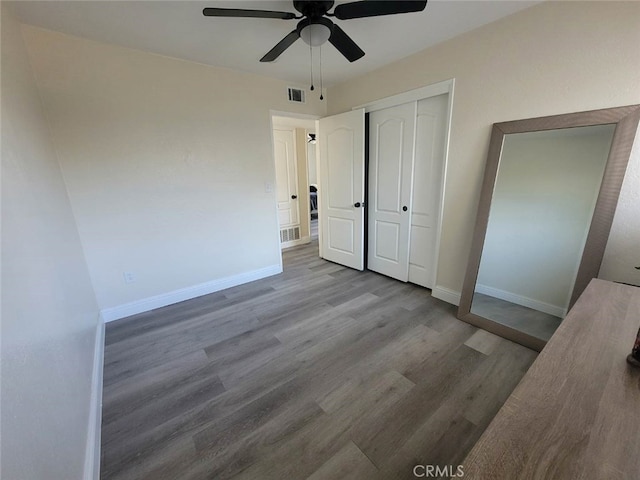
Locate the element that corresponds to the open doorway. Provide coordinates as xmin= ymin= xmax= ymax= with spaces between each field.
xmin=307 ymin=132 xmax=318 ymax=241
xmin=271 ymin=113 xmax=319 ymax=256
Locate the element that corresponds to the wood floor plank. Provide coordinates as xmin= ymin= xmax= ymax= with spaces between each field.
xmin=191 ymin=376 xmax=306 ymax=454
xmin=306 ymin=441 xmax=379 ymax=480
xmin=101 ymin=348 xmax=209 ymax=406
xmin=351 ymin=344 xmax=485 ymax=467
xmin=375 ymin=338 xmax=537 ymax=479
xmin=274 ymin=293 xmax=380 ymax=346
xmin=102 ymin=435 xmax=197 ymax=480
xmin=102 ymin=362 xmax=225 ymax=435
xmin=316 ymin=369 xmax=415 ymax=415
xmin=101 ymin=240 xmax=537 ymax=479
xmin=179 ymin=399 xmax=326 ymax=480
xmin=230 ymin=368 xmax=418 ymax=480
xmin=464 ymin=328 xmax=502 ymax=356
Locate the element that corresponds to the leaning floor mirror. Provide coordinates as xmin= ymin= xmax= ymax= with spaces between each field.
xmin=458 ymin=105 xmax=640 ymax=351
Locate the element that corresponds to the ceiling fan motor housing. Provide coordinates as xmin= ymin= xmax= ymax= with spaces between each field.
xmin=293 ymin=1 xmax=335 ymax=18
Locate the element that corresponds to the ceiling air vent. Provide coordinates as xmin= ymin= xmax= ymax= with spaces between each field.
xmin=287 ymin=87 xmax=305 ymax=104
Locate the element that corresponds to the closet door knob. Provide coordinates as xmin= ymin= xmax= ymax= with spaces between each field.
xmin=354 ymin=202 xmax=361 ymax=208
xmin=291 ymin=195 xmax=297 ymax=199
xmin=402 ymin=206 xmax=408 ymax=212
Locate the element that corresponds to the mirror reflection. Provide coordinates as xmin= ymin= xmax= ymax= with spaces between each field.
xmin=470 ymin=124 xmax=615 ymax=341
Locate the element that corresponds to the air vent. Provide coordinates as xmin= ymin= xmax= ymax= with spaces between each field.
xmin=287 ymin=87 xmax=305 ymax=104
xmin=280 ymin=226 xmax=301 ymax=243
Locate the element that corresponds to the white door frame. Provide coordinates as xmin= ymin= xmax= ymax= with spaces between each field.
xmin=353 ymin=78 xmax=455 ymax=290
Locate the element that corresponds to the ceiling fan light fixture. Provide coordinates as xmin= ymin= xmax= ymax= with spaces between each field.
xmin=300 ymin=23 xmax=331 ymax=46
xmin=298 ymin=17 xmax=333 ymax=47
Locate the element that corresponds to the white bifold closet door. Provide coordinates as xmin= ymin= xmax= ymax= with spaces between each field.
xmin=409 ymin=94 xmax=448 ymax=288
xmin=368 ymin=94 xmax=448 ymax=288
xmin=368 ymin=102 xmax=416 ymax=281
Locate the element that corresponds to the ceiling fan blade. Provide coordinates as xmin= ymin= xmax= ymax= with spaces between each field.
xmin=203 ymin=8 xmax=296 ymax=20
xmin=333 ymin=1 xmax=427 ymax=20
xmin=328 ymin=24 xmax=365 ymax=62
xmin=260 ymin=30 xmax=300 ymax=62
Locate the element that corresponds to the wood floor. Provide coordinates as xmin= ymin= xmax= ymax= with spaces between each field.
xmin=101 ymin=241 xmax=537 ymax=480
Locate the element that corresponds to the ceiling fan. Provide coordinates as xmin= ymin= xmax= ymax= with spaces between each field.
xmin=203 ymin=1 xmax=428 ymax=63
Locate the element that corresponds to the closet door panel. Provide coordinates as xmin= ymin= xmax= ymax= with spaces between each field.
xmin=375 ymin=120 xmax=403 ymax=212
xmin=409 ymin=94 xmax=448 ymax=288
xmin=368 ymin=102 xmax=416 ymax=281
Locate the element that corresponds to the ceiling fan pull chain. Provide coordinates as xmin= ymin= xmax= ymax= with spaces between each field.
xmin=309 ymin=42 xmax=314 ymax=91
xmin=319 ymin=44 xmax=324 ymax=101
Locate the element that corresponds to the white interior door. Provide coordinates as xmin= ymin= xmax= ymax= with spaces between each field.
xmin=273 ymin=128 xmax=300 ymax=229
xmin=409 ymin=94 xmax=448 ymax=288
xmin=368 ymin=102 xmax=416 ymax=281
xmin=318 ymin=109 xmax=365 ymax=270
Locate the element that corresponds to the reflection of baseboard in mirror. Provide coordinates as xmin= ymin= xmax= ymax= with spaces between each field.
xmin=458 ymin=104 xmax=640 ymax=352
xmin=474 ymin=284 xmax=566 ymax=318
xmin=471 ymin=293 xmax=562 ymax=342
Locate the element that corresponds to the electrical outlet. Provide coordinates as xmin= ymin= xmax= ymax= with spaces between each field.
xmin=265 ymin=182 xmax=274 ymax=193
xmin=123 ymin=271 xmax=136 ymax=284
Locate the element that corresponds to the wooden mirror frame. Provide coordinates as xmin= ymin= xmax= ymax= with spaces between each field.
xmin=458 ymin=105 xmax=640 ymax=352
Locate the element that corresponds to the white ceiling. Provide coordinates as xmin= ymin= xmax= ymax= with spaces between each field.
xmin=9 ymin=0 xmax=541 ymax=87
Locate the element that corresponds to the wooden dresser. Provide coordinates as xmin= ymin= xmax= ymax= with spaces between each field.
xmin=462 ymin=278 xmax=640 ymax=479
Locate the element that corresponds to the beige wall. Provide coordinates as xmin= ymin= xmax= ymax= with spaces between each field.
xmin=1 ymin=5 xmax=100 ymax=479
xmin=600 ymin=112 xmax=640 ymax=287
xmin=327 ymin=1 xmax=640 ymax=297
xmin=21 ymin=26 xmax=326 ymax=315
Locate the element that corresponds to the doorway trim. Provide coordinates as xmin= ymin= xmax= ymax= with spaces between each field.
xmin=352 ymin=79 xmax=455 ymax=292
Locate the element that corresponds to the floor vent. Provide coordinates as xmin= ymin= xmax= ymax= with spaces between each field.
xmin=280 ymin=226 xmax=300 ymax=243
xmin=287 ymin=87 xmax=305 ymax=104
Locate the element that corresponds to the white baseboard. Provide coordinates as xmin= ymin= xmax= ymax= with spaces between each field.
xmin=432 ymin=285 xmax=461 ymax=306
xmin=84 ymin=315 xmax=105 ymax=480
xmin=475 ymin=284 xmax=566 ymax=318
xmin=101 ymin=264 xmax=282 ymax=322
